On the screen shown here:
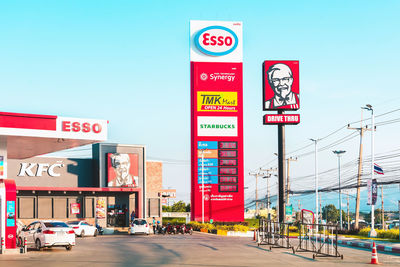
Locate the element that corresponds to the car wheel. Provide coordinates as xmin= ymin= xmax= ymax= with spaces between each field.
xmin=35 ymin=239 xmax=42 ymax=251
xmin=80 ymin=230 xmax=85 ymax=237
xmin=65 ymin=245 xmax=72 ymax=251
xmin=94 ymin=230 xmax=98 ymax=237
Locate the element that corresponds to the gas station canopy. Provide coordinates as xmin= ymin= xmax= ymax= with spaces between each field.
xmin=0 ymin=112 xmax=108 ymax=159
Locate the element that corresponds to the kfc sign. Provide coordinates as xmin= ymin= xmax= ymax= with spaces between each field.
xmin=18 ymin=163 xmax=64 ymax=177
xmin=263 ymin=61 xmax=300 ymax=111
xmin=195 ymin=26 xmax=238 ymax=56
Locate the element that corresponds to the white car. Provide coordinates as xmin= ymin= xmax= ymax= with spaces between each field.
xmin=20 ymin=221 xmax=75 ymax=251
xmin=67 ymin=221 xmax=98 ymax=237
xmin=129 ymin=219 xmax=150 ymax=235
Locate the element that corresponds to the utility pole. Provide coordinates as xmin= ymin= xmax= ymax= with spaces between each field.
xmin=381 ymin=186 xmax=385 ymax=230
xmin=286 ymin=157 xmax=297 ymax=205
xmin=249 ymin=171 xmax=260 ymax=215
xmin=260 ymin=167 xmax=277 ymax=220
xmin=347 ymin=193 xmax=350 ymax=230
xmin=363 ymin=104 xmax=377 ymax=237
xmin=348 ymin=108 xmax=370 ymax=230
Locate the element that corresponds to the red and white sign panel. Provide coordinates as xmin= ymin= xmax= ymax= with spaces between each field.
xmin=263 ymin=114 xmax=300 ymax=125
xmin=190 ymin=20 xmax=243 ymax=63
xmin=70 ymin=203 xmax=81 ymax=215
xmin=107 ymin=153 xmax=139 ymax=187
xmin=0 ymin=112 xmax=108 ymax=141
xmin=263 ymin=61 xmax=299 ymax=111
xmin=190 ymin=20 xmax=244 ymax=222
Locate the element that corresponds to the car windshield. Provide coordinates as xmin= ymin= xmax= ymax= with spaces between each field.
xmin=67 ymin=221 xmax=80 ymax=225
xmin=133 ymin=220 xmax=147 ymax=225
xmin=44 ymin=222 xmax=69 ymax=228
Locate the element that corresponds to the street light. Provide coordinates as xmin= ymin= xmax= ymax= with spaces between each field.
xmin=363 ymin=104 xmax=377 ymax=237
xmin=333 ymin=150 xmax=346 ymax=229
xmin=310 ymin=138 xmax=320 ymax=226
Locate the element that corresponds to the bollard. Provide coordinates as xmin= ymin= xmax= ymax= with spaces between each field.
xmin=24 ymin=237 xmax=27 ymax=253
xmin=1 ymin=237 xmax=4 ymax=254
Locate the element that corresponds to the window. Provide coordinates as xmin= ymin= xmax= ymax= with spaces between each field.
xmin=18 ymin=197 xmax=35 ymax=219
xmin=38 ymin=198 xmax=53 ymax=218
xmin=44 ymin=222 xmax=69 ymax=228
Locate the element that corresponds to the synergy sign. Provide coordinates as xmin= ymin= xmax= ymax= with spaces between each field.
xmin=197 ymin=91 xmax=238 ymax=112
xmin=190 ymin=20 xmax=243 ymax=222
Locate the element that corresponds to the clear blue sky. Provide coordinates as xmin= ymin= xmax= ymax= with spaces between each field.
xmin=1 ymin=0 xmax=400 ymax=212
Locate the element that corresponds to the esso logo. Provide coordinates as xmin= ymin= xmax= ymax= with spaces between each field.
xmin=8 ymin=234 xmax=14 ymax=239
xmin=62 ymin=121 xmax=102 ymax=133
xmin=194 ymin=26 xmax=238 ymax=56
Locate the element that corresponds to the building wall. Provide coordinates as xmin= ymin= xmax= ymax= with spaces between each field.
xmin=146 ymin=161 xmax=162 ymax=220
xmin=8 ymin=157 xmax=93 ymax=187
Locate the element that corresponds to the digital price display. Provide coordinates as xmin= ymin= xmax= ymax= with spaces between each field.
xmin=219 ymin=167 xmax=238 ymax=175
xmin=219 ymin=159 xmax=238 ymax=166
xmin=218 ymin=141 xmax=238 ymax=149
xmin=219 ymin=176 xmax=238 ymax=184
xmin=218 ymin=150 xmax=238 ymax=158
xmin=219 ymin=185 xmax=238 ymax=192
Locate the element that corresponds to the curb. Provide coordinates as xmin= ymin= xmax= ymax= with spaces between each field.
xmin=337 ymin=239 xmax=400 ymax=254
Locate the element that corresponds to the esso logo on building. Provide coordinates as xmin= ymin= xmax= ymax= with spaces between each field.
xmin=194 ymin=26 xmax=238 ymax=56
xmin=62 ymin=121 xmax=102 ymax=134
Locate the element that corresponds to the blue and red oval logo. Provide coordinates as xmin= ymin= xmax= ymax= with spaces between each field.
xmin=194 ymin=26 xmax=238 ymax=56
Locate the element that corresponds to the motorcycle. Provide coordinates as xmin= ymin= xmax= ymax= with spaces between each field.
xmin=176 ymin=224 xmax=185 ymax=234
xmin=184 ymin=224 xmax=193 ymax=235
xmin=166 ymin=223 xmax=177 ymax=234
xmin=96 ymin=224 xmax=104 ymax=235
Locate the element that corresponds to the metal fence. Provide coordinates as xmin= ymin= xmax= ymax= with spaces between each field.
xmin=257 ymin=219 xmax=292 ymax=249
xmin=256 ymin=219 xmax=343 ymax=260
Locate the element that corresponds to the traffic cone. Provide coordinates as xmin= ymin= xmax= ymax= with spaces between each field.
xmin=370 ymin=242 xmax=379 ymax=264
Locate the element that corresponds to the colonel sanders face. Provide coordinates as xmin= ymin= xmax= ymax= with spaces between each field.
xmin=267 ymin=63 xmax=294 ymax=98
xmin=111 ymin=153 xmax=131 ymax=186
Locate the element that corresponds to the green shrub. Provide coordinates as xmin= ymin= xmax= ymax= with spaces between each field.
xmin=359 ymin=227 xmax=370 ymax=237
xmin=233 ymin=224 xmax=249 ymax=232
xmin=162 ymin=217 xmax=186 ymax=225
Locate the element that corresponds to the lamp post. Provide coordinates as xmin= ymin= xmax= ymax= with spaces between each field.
xmin=333 ymin=150 xmax=346 ymax=229
xmin=363 ymin=104 xmax=377 ymax=237
xmin=310 ymin=139 xmax=320 ymax=226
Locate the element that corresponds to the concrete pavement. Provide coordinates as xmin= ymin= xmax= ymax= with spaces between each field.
xmin=0 ymin=232 xmax=399 ymax=266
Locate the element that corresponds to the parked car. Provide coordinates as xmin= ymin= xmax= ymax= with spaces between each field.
xmin=129 ymin=219 xmax=150 ymax=235
xmin=67 ymin=221 xmax=98 ymax=237
xmin=19 ymin=221 xmax=75 ymax=251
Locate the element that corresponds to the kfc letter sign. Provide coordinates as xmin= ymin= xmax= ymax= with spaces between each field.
xmin=195 ymin=26 xmax=238 ymax=56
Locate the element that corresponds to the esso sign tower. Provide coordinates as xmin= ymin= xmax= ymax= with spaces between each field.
xmin=195 ymin=26 xmax=238 ymax=56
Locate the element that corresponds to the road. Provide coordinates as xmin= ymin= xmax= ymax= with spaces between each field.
xmin=1 ymin=232 xmax=400 ymax=267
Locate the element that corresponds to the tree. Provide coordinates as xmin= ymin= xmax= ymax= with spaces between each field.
xmin=185 ymin=203 xmax=191 ymax=212
xmin=171 ymin=201 xmax=187 ymax=212
xmin=322 ymin=204 xmax=339 ymax=223
xmin=364 ymin=208 xmax=388 ymax=225
xmin=162 ymin=205 xmax=172 ymax=212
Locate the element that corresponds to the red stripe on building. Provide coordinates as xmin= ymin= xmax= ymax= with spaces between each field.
xmin=0 ymin=112 xmax=57 ymax=131
xmin=16 ymin=186 xmax=140 ymax=192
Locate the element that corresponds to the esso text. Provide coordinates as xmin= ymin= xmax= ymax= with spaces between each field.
xmin=62 ymin=121 xmax=102 ymax=133
xmin=195 ymin=26 xmax=238 ymax=56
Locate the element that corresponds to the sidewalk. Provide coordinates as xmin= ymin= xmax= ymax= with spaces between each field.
xmin=338 ymin=236 xmax=400 ymax=254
